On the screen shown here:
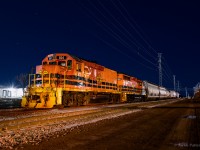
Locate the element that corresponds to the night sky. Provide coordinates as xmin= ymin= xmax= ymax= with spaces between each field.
xmin=0 ymin=0 xmax=199 ymax=96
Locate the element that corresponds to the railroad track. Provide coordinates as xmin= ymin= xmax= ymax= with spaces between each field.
xmin=0 ymin=99 xmax=181 ymax=149
xmin=0 ymin=99 xmax=180 ymax=132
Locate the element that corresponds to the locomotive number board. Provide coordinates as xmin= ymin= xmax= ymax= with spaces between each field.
xmin=57 ymin=56 xmax=67 ymax=60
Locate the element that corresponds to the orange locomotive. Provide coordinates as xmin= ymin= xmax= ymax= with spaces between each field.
xmin=21 ymin=53 xmax=143 ymax=108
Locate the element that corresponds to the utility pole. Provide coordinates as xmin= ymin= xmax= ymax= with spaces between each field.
xmin=158 ymin=53 xmax=162 ymax=86
xmin=177 ymin=81 xmax=180 ymax=92
xmin=185 ymin=87 xmax=188 ymax=98
xmin=173 ymin=75 xmax=176 ymax=91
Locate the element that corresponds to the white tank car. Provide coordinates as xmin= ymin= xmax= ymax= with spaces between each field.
xmin=176 ymin=92 xmax=180 ymax=98
xmin=143 ymin=81 xmax=160 ymax=99
xmin=159 ymin=86 xmax=170 ymax=98
xmin=169 ymin=90 xmax=177 ymax=98
xmin=143 ymin=81 xmax=175 ymax=100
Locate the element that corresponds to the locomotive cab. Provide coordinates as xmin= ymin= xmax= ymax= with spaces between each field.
xmin=22 ymin=53 xmax=75 ymax=108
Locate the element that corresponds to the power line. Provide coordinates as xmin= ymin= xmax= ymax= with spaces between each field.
xmin=173 ymin=75 xmax=176 ymax=91
xmin=92 ymin=33 xmax=157 ymax=71
xmin=78 ymin=0 xmax=176 ymax=88
xmin=158 ymin=53 xmax=162 ymax=86
xmin=96 ymin=0 xmax=156 ymax=61
xmin=112 ymin=0 xmax=158 ymax=55
xmin=79 ymin=0 xmax=157 ymax=68
xmin=88 ymin=0 xmax=157 ymax=66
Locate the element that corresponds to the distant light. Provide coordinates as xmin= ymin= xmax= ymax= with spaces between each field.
xmin=8 ymin=87 xmax=15 ymax=93
xmin=7 ymin=87 xmax=23 ymax=98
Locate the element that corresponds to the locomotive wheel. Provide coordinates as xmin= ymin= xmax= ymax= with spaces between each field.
xmin=76 ymin=93 xmax=84 ymax=106
xmin=62 ymin=94 xmax=67 ymax=106
xmin=109 ymin=94 xmax=114 ymax=103
xmin=83 ymin=93 xmax=90 ymax=105
xmin=114 ymin=95 xmax=120 ymax=103
xmin=113 ymin=95 xmax=116 ymax=103
xmin=63 ymin=93 xmax=72 ymax=106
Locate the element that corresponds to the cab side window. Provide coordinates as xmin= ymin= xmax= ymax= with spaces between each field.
xmin=67 ymin=60 xmax=72 ymax=70
xmin=58 ymin=61 xmax=66 ymax=67
xmin=76 ymin=63 xmax=81 ymax=72
xmin=43 ymin=62 xmax=47 ymax=65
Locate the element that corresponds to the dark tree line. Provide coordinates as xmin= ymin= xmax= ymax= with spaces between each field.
xmin=16 ymin=73 xmax=28 ymax=95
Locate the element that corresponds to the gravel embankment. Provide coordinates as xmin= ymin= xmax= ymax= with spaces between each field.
xmin=0 ymin=99 xmax=181 ymax=149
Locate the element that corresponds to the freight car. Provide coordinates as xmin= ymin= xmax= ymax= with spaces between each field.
xmin=143 ymin=81 xmax=179 ymax=100
xmin=21 ymin=53 xmax=178 ymax=108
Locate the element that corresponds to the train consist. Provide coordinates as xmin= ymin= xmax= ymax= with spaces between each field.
xmin=21 ymin=53 xmax=179 ymax=108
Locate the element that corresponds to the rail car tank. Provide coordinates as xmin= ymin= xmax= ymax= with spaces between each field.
xmin=143 ymin=81 xmax=160 ymax=100
xmin=143 ymin=81 xmax=178 ymax=100
xmin=169 ymin=90 xmax=179 ymax=98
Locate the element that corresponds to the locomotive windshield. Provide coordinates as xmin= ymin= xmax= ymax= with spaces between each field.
xmin=58 ymin=61 xmax=66 ymax=66
xmin=49 ymin=62 xmax=57 ymax=65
